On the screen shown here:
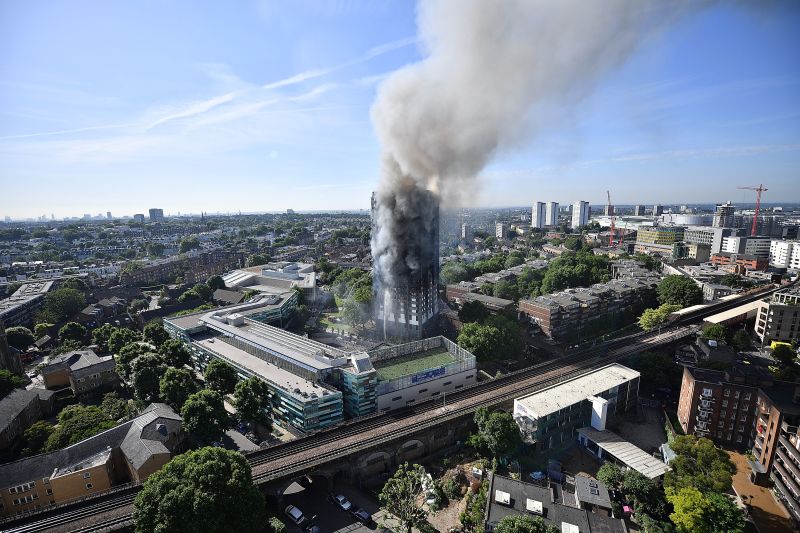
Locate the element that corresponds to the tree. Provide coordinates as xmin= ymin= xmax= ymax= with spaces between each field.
xmin=597 ymin=462 xmax=624 ymax=491
xmin=233 ymin=377 xmax=272 ymax=427
xmin=206 ymin=275 xmax=226 ymax=291
xmin=701 ymin=324 xmax=727 ymax=342
xmin=91 ymin=323 xmax=117 ymax=352
xmin=178 ymin=236 xmax=201 ymax=254
xmin=468 ymin=407 xmax=522 ymax=459
xmin=379 ymin=462 xmax=429 ymax=533
xmin=181 ymin=389 xmax=229 ymax=445
xmin=51 ymin=339 xmax=84 ymax=355
xmin=6 ymin=326 xmax=35 ymax=350
xmin=191 ymin=283 xmax=213 ymax=302
xmin=664 ymin=435 xmax=736 ymax=495
xmin=23 ymin=421 xmax=54 ymax=455
xmin=131 ymin=353 xmax=167 ymax=403
xmin=730 ymin=330 xmax=751 ymax=352
xmin=45 ymin=405 xmax=116 ymax=451
xmin=622 ymin=469 xmax=664 ymax=518
xmin=628 ymin=351 xmax=682 ymax=392
xmin=34 ymin=322 xmax=54 ymax=338
xmin=340 ymin=297 xmax=369 ymax=331
xmin=58 ymin=322 xmax=86 ymax=343
xmin=128 ymin=298 xmax=149 ymax=313
xmin=159 ymin=368 xmax=198 ymax=410
xmin=246 ymin=253 xmax=270 ymax=267
xmin=638 ymin=304 xmax=682 ymax=331
xmin=0 ymin=369 xmax=24 ymax=399
xmin=143 ymin=322 xmax=170 ymax=348
xmin=39 ymin=287 xmax=86 ymax=323
xmin=495 ymin=515 xmax=558 ymax=533
xmin=772 ymin=344 xmax=797 ymax=367
xmin=116 ymin=342 xmax=150 ymax=379
xmin=101 ymin=392 xmax=136 ymax=421
xmin=458 ymin=300 xmax=490 ymax=324
xmin=493 ymin=279 xmax=520 ymax=301
xmin=159 ymin=339 xmax=193 ymax=368
xmin=668 ymin=487 xmax=744 ymax=533
xmin=108 ymin=328 xmax=141 ymax=354
xmin=147 ymin=242 xmax=165 ymax=257
xmin=657 ymin=276 xmax=702 ymax=308
xmin=504 ymin=255 xmax=525 ymax=269
xmin=204 ymin=359 xmax=239 ymax=395
xmin=458 ymin=322 xmax=503 ymax=361
xmin=441 ymin=262 xmax=474 ymax=284
xmin=134 ymin=447 xmax=265 ymax=533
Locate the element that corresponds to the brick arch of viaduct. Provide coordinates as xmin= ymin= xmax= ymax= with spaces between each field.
xmin=267 ymin=416 xmax=474 ymax=497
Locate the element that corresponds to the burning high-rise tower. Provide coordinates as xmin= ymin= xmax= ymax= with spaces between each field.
xmin=371 ymin=186 xmax=440 ymax=340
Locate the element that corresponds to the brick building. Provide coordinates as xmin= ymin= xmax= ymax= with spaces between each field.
xmin=40 ymin=349 xmax=118 ymax=397
xmin=0 ymin=388 xmax=56 ymax=452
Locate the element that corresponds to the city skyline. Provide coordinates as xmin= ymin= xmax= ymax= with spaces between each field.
xmin=2 ymin=1 xmax=800 ymax=218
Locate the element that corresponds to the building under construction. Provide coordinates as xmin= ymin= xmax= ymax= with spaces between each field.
xmin=371 ymin=189 xmax=440 ymax=340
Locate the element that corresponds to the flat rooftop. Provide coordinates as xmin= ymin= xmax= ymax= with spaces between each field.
xmin=373 ymin=348 xmax=455 ymax=381
xmin=578 ymin=427 xmax=668 ymax=479
xmin=194 ymin=337 xmax=338 ymax=400
xmin=515 ymin=364 xmax=640 ymax=419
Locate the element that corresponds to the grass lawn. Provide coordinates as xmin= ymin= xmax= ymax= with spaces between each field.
xmin=374 ymin=348 xmax=455 ymax=381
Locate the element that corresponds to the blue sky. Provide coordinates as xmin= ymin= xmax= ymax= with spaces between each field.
xmin=1 ymin=0 xmax=798 ymax=218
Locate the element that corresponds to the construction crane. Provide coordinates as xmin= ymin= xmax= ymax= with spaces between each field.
xmin=737 ymin=184 xmax=768 ymax=236
xmin=607 ymin=190 xmax=615 ymax=247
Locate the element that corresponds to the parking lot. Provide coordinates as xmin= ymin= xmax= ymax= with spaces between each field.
xmin=273 ymin=477 xmax=393 ymax=533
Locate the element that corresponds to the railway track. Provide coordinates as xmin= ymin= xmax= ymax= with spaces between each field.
xmin=4 ymin=283 xmax=782 ymax=532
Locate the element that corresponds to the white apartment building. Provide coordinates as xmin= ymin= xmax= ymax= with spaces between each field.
xmin=546 ymin=202 xmax=559 ymax=226
xmin=721 ymin=236 xmax=771 ymax=258
xmin=571 ymin=201 xmax=590 ymax=229
xmin=532 ymin=202 xmax=546 ymax=229
xmin=495 ymin=223 xmax=507 ymax=240
xmin=770 ymin=240 xmax=798 ymax=269
xmin=755 ymin=288 xmax=800 ymax=345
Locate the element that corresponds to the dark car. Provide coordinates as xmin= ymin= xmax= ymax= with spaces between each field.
xmin=352 ymin=509 xmax=373 ymax=525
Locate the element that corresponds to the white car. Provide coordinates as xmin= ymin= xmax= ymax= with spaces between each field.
xmin=331 ymin=494 xmax=352 ymax=511
xmin=285 ymin=505 xmax=306 ymax=525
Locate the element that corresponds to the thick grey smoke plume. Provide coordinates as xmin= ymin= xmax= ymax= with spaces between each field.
xmin=370 ymin=0 xmax=706 ymax=290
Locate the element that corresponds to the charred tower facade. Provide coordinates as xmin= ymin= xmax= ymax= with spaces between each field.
xmin=371 ymin=187 xmax=439 ymax=340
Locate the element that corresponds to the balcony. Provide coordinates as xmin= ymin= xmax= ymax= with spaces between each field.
xmin=772 ymin=473 xmax=800 ymax=523
xmin=776 ymin=447 xmax=800 ymax=482
xmin=774 ymin=461 xmax=800 ymax=498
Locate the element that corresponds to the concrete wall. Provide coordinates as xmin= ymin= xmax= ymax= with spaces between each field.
xmin=376 ymin=368 xmax=476 ymax=411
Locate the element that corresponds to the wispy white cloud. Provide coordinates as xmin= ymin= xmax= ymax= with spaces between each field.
xmin=0 ymin=122 xmax=135 ymax=141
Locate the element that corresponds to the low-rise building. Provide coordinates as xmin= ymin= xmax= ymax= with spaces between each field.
xmin=0 ymin=388 xmax=56 ymax=452
xmin=703 ymin=282 xmax=734 ymax=302
xmin=755 ymin=288 xmax=800 ymax=345
xmin=513 ymin=364 xmax=640 ymax=451
xmin=119 ymin=249 xmax=243 ymax=286
xmin=0 ymin=403 xmax=182 ymax=517
xmin=223 ymin=261 xmax=318 ymax=303
xmin=0 ymin=281 xmax=54 ymax=327
xmin=710 ymin=252 xmax=768 ymax=271
xmin=634 ymin=225 xmax=685 ymax=255
xmin=41 ymin=349 xmax=118 ymax=396
xmin=484 ymin=474 xmax=626 ymax=533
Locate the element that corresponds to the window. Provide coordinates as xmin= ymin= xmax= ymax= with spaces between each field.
xmin=86 ymin=484 xmax=93 ymax=490
xmin=724 ymin=389 xmax=730 ymax=397
xmin=46 ymin=489 xmax=52 ymax=495
xmin=443 ymin=381 xmax=452 ymax=386
xmin=455 ymin=384 xmax=463 ymax=389
xmin=722 ymin=400 xmax=728 ymax=408
xmin=391 ymin=396 xmax=402 ymax=402
xmin=418 ymin=389 xmax=428 ymax=393
xmin=83 ymin=472 xmax=91 ymax=479
xmin=737 ymin=434 xmax=743 ymax=443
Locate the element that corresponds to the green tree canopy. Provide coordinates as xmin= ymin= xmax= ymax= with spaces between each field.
xmin=45 ymin=405 xmax=116 ymax=451
xmin=178 ymin=236 xmax=201 ymax=254
xmin=22 ymin=420 xmax=54 ymax=456
xmin=495 ymin=515 xmax=558 ymax=533
xmin=133 ymin=447 xmax=265 ymax=533
xmin=159 ymin=368 xmax=198 ymax=410
xmin=39 ymin=287 xmax=86 ymax=323
xmin=379 ymin=462 xmax=429 ymax=533
xmin=58 ymin=321 xmax=86 ymax=343
xmin=493 ymin=279 xmax=520 ymax=301
xmin=131 ymin=353 xmax=167 ymax=404
xmin=204 ymin=359 xmax=239 ymax=395
xmin=441 ymin=262 xmax=475 ymax=284
xmin=701 ymin=324 xmax=727 ymax=342
xmin=468 ymin=407 xmax=523 ymax=459
xmin=772 ymin=344 xmax=797 ymax=367
xmin=458 ymin=316 xmax=521 ymax=362
xmin=0 ymin=369 xmax=25 ymax=399
xmin=627 ymin=351 xmax=682 ymax=392
xmin=206 ymin=275 xmax=226 ymax=291
xmin=664 ymin=435 xmax=736 ymax=495
xmin=101 ymin=392 xmax=136 ymax=421
xmin=34 ymin=322 xmax=54 ymax=338
xmin=668 ymin=487 xmax=744 ymax=533
xmin=159 ymin=338 xmax=194 ymax=368
xmin=143 ymin=322 xmax=170 ymax=348
xmin=233 ymin=377 xmax=272 ymax=427
xmin=108 ymin=328 xmax=141 ymax=354
xmin=91 ymin=323 xmax=118 ymax=352
xmin=116 ymin=342 xmax=151 ymax=379
xmin=730 ymin=330 xmax=751 ymax=351
xmin=657 ymin=276 xmax=702 ymax=308
xmin=181 ymin=389 xmax=229 ymax=445
xmin=245 ymin=253 xmax=270 ymax=267
xmin=458 ymin=300 xmax=490 ymax=324
xmin=596 ymin=462 xmax=624 ymax=491
xmin=638 ymin=304 xmax=682 ymax=331
xmin=6 ymin=326 xmax=35 ymax=350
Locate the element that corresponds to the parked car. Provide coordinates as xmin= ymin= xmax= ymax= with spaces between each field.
xmin=329 ymin=494 xmax=352 ymax=511
xmin=305 ymin=525 xmax=320 ymax=533
xmin=285 ymin=505 xmax=306 ymax=525
xmin=352 ymin=509 xmax=373 ymax=525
